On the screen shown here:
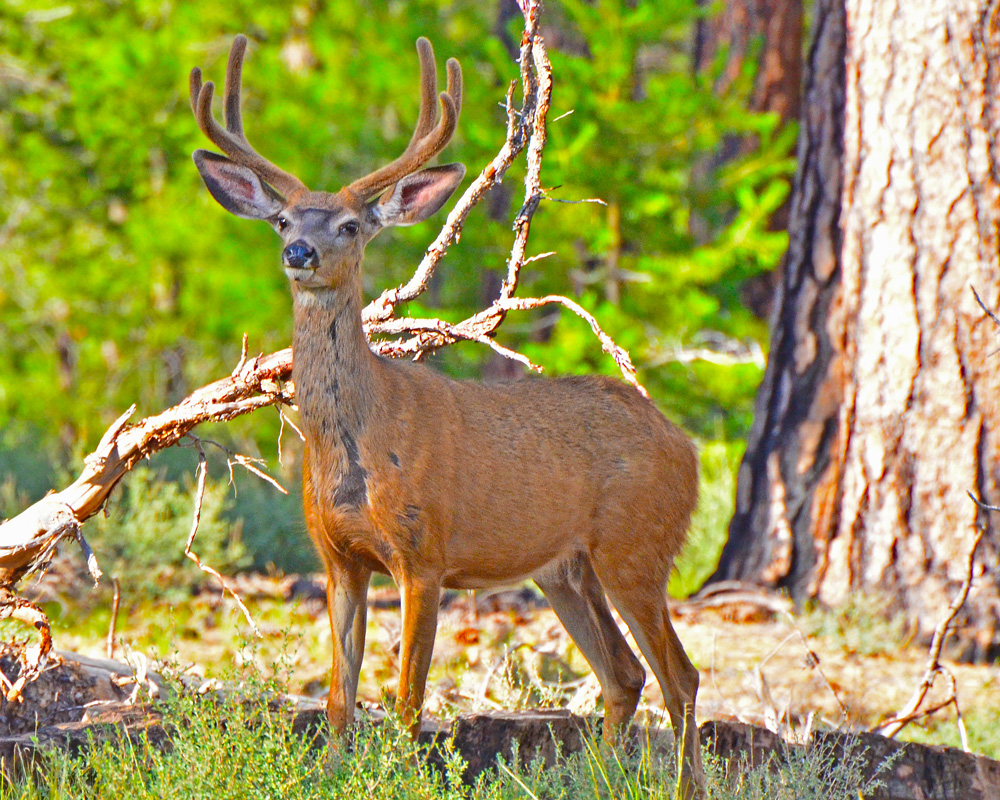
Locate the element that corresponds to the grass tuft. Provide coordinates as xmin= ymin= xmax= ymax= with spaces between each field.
xmin=670 ymin=439 xmax=743 ymax=598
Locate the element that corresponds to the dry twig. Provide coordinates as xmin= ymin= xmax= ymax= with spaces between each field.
xmin=874 ymin=508 xmax=985 ymax=745
xmin=106 ymin=578 xmax=120 ymax=660
xmin=184 ymin=442 xmax=260 ymax=636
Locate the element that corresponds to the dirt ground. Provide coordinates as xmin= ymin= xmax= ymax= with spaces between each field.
xmin=10 ymin=574 xmax=1000 ymax=756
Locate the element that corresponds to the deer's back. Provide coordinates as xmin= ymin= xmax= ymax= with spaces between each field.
xmin=348 ymin=362 xmax=698 ymax=586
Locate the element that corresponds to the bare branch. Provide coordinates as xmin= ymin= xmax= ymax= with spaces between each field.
xmin=358 ymin=0 xmax=645 ymax=394
xmin=106 ymin=578 xmax=120 ymax=660
xmin=231 ymin=455 xmax=288 ymax=495
xmin=232 ymin=332 xmax=250 ymax=377
xmin=971 ymin=284 xmax=1000 ymax=328
xmin=0 ymin=589 xmax=52 ymax=701
xmin=75 ymin=528 xmax=102 ymax=585
xmin=543 ymin=193 xmax=608 ymax=207
xmin=875 ymin=522 xmax=984 ymax=738
xmin=362 ymin=80 xmax=524 ymax=324
xmin=500 ymin=295 xmax=648 ymax=397
xmin=183 ymin=443 xmax=260 ymax=636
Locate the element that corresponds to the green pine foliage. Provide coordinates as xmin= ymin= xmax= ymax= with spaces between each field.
xmin=1 ymin=0 xmax=793 ymax=576
xmin=1 ymin=0 xmax=790 ymax=447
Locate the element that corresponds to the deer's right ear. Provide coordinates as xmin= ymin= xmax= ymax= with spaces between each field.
xmin=192 ymin=150 xmax=285 ymax=220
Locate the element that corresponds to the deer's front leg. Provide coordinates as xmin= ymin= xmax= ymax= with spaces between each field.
xmin=325 ymin=559 xmax=371 ymax=733
xmin=396 ymin=575 xmax=441 ymax=738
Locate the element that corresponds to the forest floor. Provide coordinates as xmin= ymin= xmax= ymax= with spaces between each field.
xmin=8 ymin=573 xmax=1000 ymax=759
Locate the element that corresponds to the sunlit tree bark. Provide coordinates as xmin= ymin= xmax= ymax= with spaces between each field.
xmin=712 ymin=0 xmax=1000 ymax=660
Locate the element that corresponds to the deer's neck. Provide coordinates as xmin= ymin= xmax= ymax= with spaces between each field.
xmin=291 ymin=286 xmax=379 ymax=485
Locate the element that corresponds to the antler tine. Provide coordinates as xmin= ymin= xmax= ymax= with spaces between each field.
xmin=190 ymin=36 xmax=306 ymax=197
xmin=189 ymin=66 xmax=204 ymax=116
xmin=345 ymin=41 xmax=463 ymax=202
xmin=446 ymin=57 xmax=462 ymax=116
xmin=223 ymin=34 xmax=248 ymax=135
xmin=408 ymin=37 xmax=439 ymax=147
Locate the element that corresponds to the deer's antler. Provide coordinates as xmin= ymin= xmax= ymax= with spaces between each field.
xmin=345 ymin=37 xmax=462 ymax=202
xmin=190 ymin=35 xmax=308 ymax=197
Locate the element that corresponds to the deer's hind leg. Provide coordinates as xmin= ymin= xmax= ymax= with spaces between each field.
xmin=589 ymin=551 xmax=704 ymax=800
xmin=534 ymin=554 xmax=646 ymax=738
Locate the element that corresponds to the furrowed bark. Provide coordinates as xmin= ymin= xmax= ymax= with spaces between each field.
xmin=711 ymin=0 xmax=848 ymax=597
xmin=712 ymin=0 xmax=1000 ymax=659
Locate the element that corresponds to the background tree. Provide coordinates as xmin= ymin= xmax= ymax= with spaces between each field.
xmin=711 ymin=0 xmax=1000 ymax=659
xmin=693 ymin=0 xmax=803 ymax=318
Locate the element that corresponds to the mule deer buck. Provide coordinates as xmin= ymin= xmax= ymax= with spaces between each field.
xmin=189 ymin=35 xmax=704 ymax=797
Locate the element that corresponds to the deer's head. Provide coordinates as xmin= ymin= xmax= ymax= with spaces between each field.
xmin=190 ymin=35 xmax=465 ymax=292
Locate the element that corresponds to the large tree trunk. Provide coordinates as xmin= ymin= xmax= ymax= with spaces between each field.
xmin=711 ymin=0 xmax=1000 ymax=659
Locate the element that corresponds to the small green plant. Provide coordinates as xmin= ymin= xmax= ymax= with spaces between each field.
xmin=802 ymin=593 xmax=911 ymax=657
xmin=670 ymin=439 xmax=743 ymax=597
xmin=4 ymin=677 xmax=888 ymax=800
xmin=706 ymin=735 xmax=891 ymax=800
xmin=87 ymin=465 xmax=248 ymax=600
xmin=6 ymin=673 xmax=462 ymax=800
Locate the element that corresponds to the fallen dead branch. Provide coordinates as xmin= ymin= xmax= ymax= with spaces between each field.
xmin=0 ymin=352 xmax=294 ymax=687
xmin=679 ymin=580 xmax=793 ymax=618
xmin=0 ymin=349 xmax=294 ymax=588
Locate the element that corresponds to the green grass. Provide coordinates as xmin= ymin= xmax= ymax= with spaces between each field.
xmin=897 ymin=700 xmax=1000 ymax=757
xmin=670 ymin=439 xmax=743 ymax=598
xmin=1 ymin=668 xmax=888 ymax=800
xmin=800 ymin=594 xmax=911 ymax=658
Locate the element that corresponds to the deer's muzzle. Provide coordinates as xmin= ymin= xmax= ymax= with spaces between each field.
xmin=283 ymin=241 xmax=317 ymax=269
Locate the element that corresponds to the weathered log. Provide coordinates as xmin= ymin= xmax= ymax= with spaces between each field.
xmin=703 ymin=720 xmax=1000 ymax=800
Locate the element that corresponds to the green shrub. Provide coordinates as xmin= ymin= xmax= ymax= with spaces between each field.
xmin=224 ymin=471 xmax=318 ymax=575
xmin=4 ymin=674 xmax=887 ymax=800
xmin=87 ymin=465 xmax=248 ymax=599
xmin=670 ymin=439 xmax=743 ymax=598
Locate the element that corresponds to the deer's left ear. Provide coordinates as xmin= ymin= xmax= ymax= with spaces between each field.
xmin=373 ymin=164 xmax=465 ymax=227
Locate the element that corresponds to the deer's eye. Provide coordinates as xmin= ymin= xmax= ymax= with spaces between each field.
xmin=339 ymin=220 xmax=359 ymax=237
xmin=276 ymin=216 xmax=289 ymax=233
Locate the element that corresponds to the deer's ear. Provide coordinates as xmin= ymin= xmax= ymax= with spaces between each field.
xmin=372 ymin=163 xmax=465 ymax=227
xmin=193 ymin=150 xmax=285 ymax=220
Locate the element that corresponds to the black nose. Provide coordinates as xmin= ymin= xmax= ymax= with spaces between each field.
xmin=282 ymin=241 xmax=317 ymax=269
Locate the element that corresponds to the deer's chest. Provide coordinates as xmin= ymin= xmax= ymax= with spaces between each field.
xmin=303 ymin=434 xmax=434 ymax=574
